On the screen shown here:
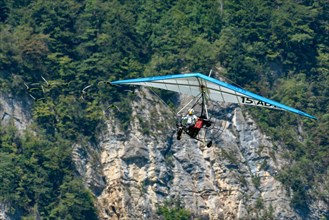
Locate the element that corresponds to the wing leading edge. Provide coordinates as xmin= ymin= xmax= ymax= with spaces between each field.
xmin=110 ymin=73 xmax=317 ymax=120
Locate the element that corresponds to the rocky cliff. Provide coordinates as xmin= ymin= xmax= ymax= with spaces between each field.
xmin=1 ymin=89 xmax=325 ymax=219
xmin=85 ymin=88 xmax=303 ymax=220
xmin=0 ymin=93 xmax=31 ymax=132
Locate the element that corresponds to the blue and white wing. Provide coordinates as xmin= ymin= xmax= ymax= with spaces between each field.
xmin=111 ymin=73 xmax=316 ymax=120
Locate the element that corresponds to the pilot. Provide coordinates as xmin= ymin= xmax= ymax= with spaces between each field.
xmin=182 ymin=108 xmax=198 ymax=127
xmin=181 ymin=108 xmax=202 ymax=138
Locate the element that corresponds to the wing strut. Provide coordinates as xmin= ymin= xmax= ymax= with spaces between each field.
xmin=177 ymin=93 xmax=202 ymax=115
xmin=200 ymin=85 xmax=209 ymax=119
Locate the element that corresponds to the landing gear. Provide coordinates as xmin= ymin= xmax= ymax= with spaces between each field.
xmin=177 ymin=127 xmax=183 ymax=140
xmin=177 ymin=126 xmax=213 ymax=148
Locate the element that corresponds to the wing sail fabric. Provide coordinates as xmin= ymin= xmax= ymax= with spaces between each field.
xmin=110 ymin=73 xmax=317 ymax=120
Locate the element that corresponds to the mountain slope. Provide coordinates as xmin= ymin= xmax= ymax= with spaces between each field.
xmin=0 ymin=0 xmax=328 ymax=219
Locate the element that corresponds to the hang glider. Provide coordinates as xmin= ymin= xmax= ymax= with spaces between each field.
xmin=110 ymin=73 xmax=317 ymax=120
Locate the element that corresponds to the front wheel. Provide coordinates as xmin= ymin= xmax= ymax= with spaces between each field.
xmin=177 ymin=127 xmax=183 ymax=140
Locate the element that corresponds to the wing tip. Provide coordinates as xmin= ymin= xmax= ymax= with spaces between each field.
xmin=300 ymin=111 xmax=317 ymax=120
xmin=308 ymin=115 xmax=318 ymax=120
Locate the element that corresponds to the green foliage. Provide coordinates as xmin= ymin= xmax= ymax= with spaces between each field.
xmin=0 ymin=0 xmax=328 ymax=218
xmin=259 ymin=204 xmax=275 ymax=220
xmin=252 ymin=175 xmax=261 ymax=189
xmin=157 ymin=199 xmax=191 ymax=220
xmin=0 ymin=0 xmax=9 ymax=22
xmin=0 ymin=124 xmax=97 ymax=218
xmin=48 ymin=177 xmax=98 ymax=220
xmin=255 ymin=196 xmax=264 ymax=210
xmin=220 ymin=149 xmax=239 ymax=165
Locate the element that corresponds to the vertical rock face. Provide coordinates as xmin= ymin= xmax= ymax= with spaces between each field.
xmin=72 ymin=142 xmax=106 ymax=196
xmin=0 ymin=93 xmax=32 ymax=220
xmin=94 ymin=89 xmax=299 ymax=219
xmin=0 ymin=203 xmax=10 ymax=220
xmin=0 ymin=93 xmax=32 ymax=131
xmin=1 ymin=90 xmax=325 ymax=219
